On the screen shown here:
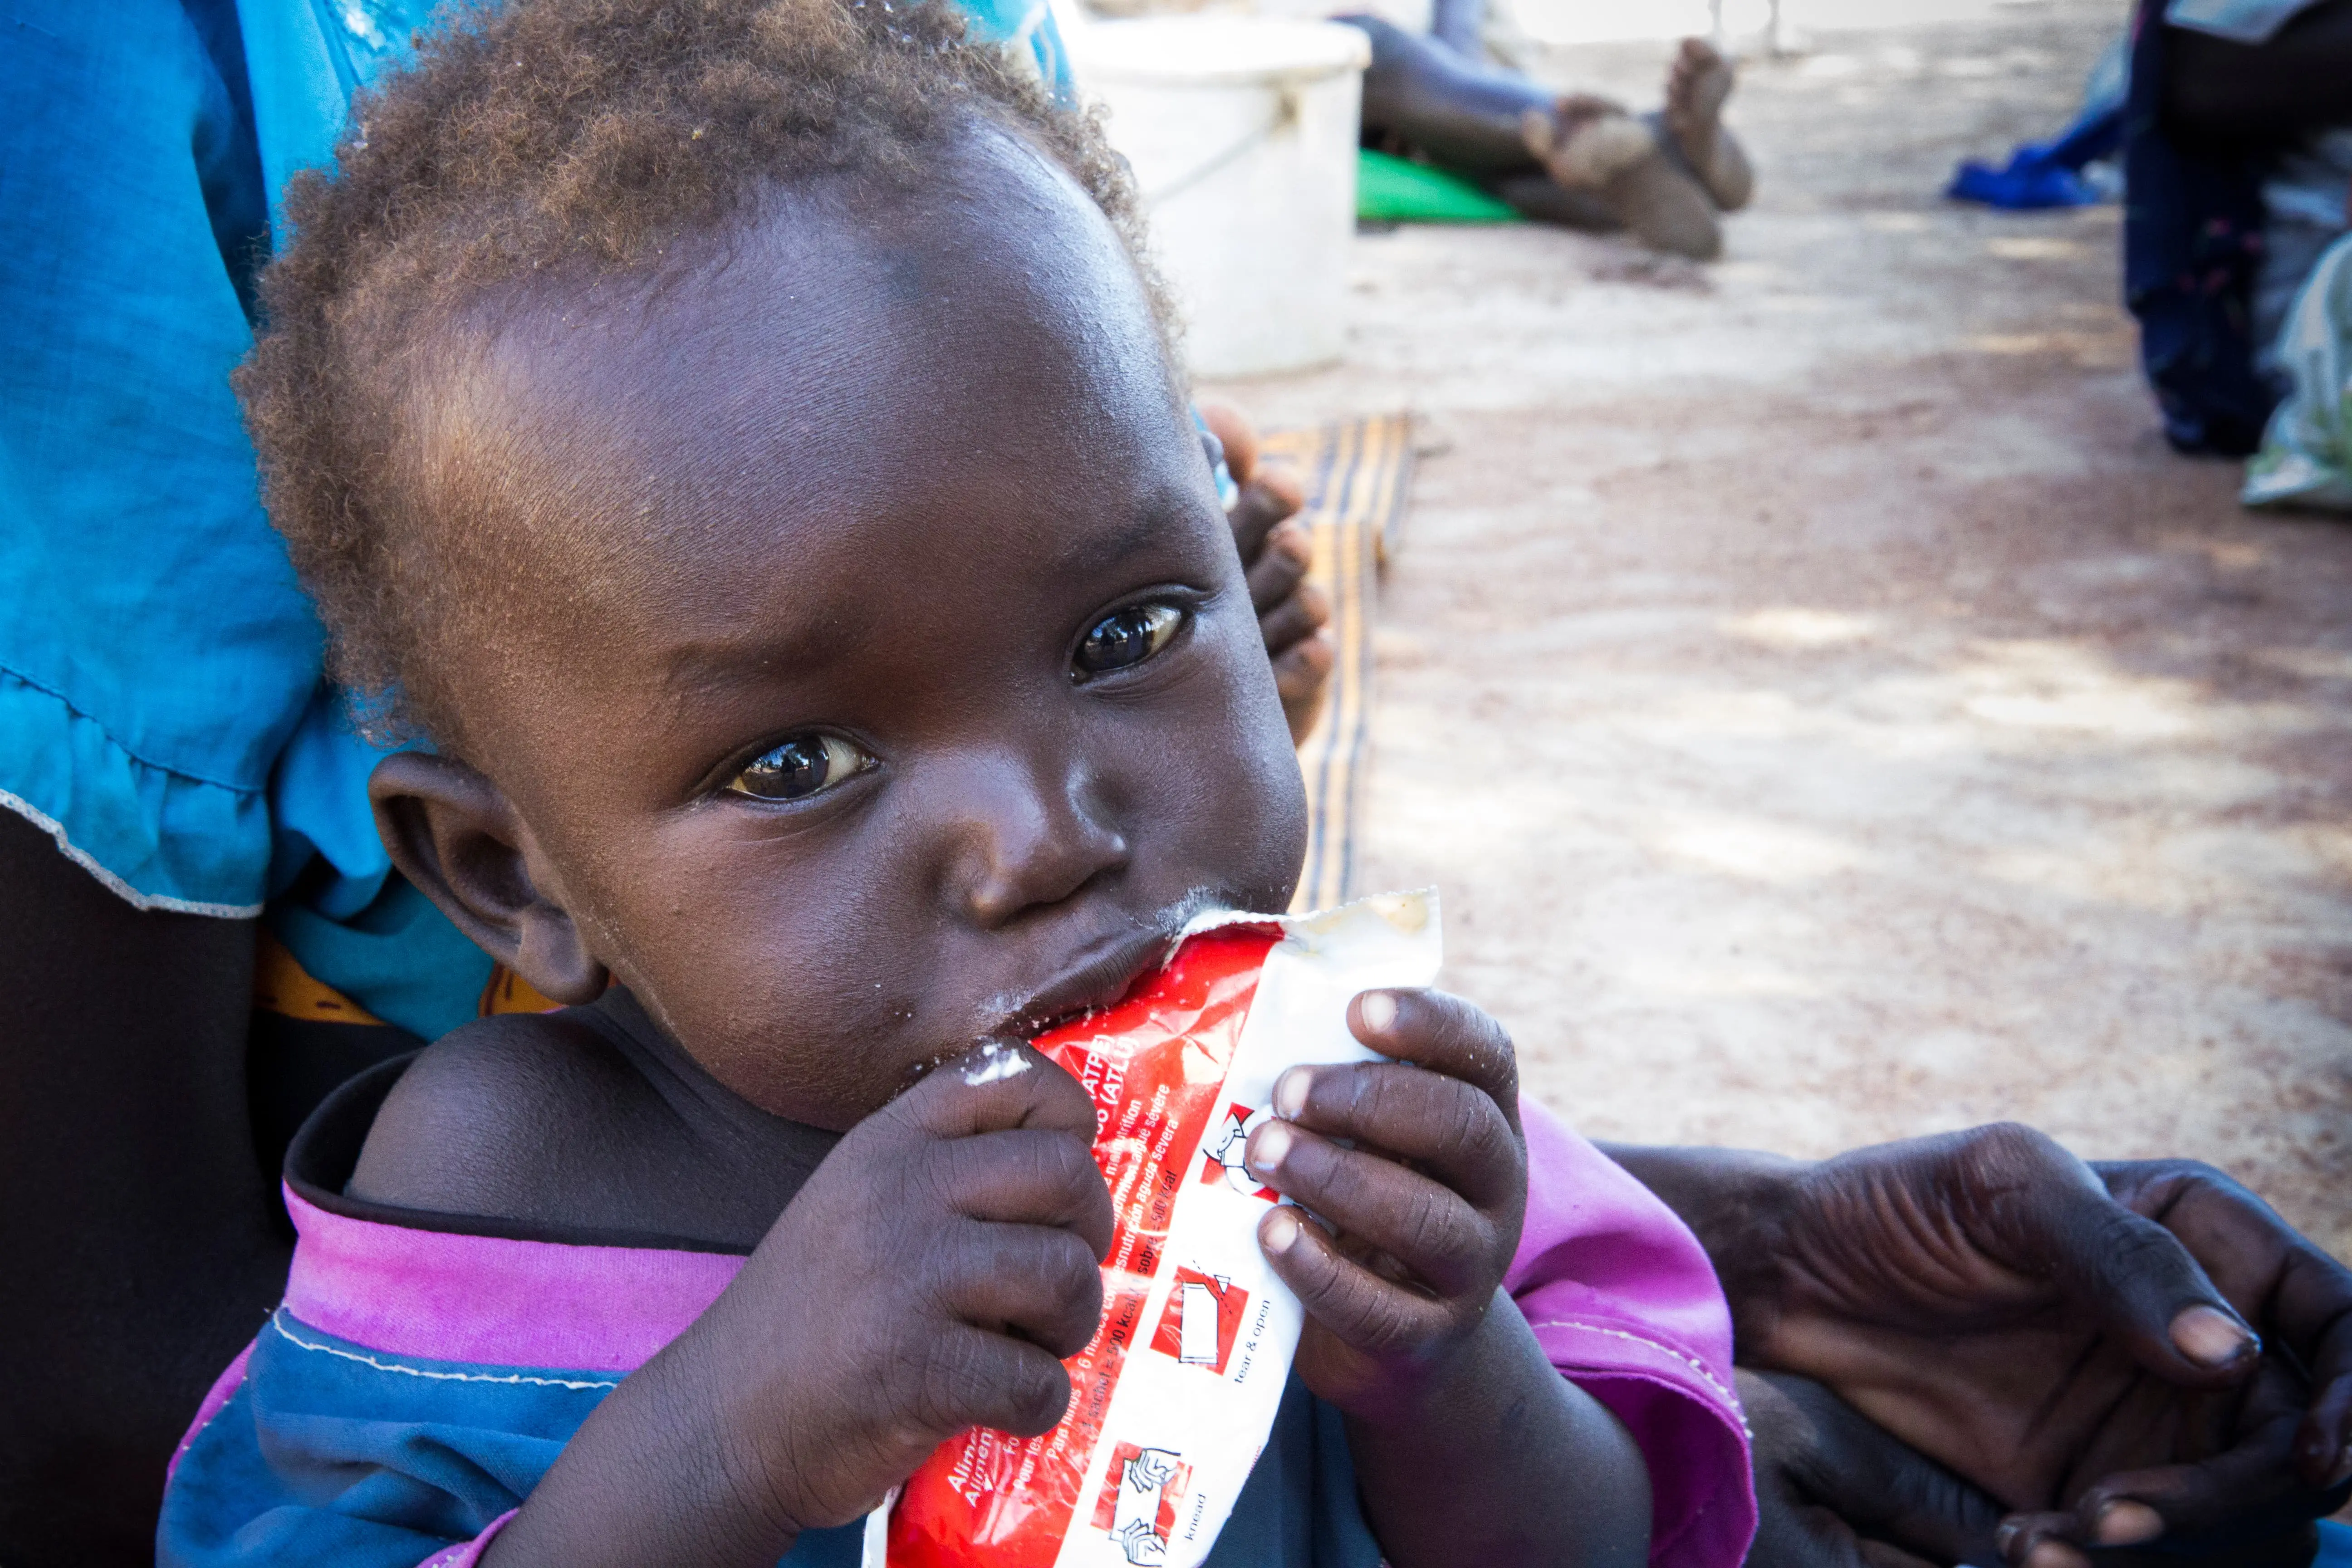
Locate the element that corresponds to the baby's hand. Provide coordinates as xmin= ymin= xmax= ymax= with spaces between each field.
xmin=720 ymin=1044 xmax=1115 ymax=1530
xmin=493 ymin=1043 xmax=1116 ymax=1568
xmin=1245 ymin=989 xmax=1526 ymax=1418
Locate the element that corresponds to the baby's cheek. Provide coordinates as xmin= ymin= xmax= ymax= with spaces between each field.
xmin=1200 ymin=612 xmax=1313 ymax=890
xmin=630 ymin=924 xmax=926 ymax=1129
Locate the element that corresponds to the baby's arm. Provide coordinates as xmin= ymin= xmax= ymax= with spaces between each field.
xmin=480 ymin=1043 xmax=1112 ymax=1568
xmin=1244 ymin=991 xmax=1653 ymax=1568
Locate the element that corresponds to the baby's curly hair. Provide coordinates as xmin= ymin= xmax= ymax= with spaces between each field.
xmin=240 ymin=0 xmax=1168 ymax=747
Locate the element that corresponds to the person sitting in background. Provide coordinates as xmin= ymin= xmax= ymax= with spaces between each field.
xmin=1342 ymin=1 xmax=1754 ymax=260
xmin=2123 ymin=0 xmax=2352 ymax=453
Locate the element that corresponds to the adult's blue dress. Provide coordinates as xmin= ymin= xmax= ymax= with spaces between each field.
xmin=0 ymin=0 xmax=1068 ymax=1035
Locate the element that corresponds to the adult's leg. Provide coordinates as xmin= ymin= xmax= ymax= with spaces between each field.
xmin=1428 ymin=0 xmax=1486 ymax=62
xmin=0 ymin=811 xmax=289 ymax=1567
xmin=1488 ymin=172 xmax=1623 ymax=229
xmin=1347 ymin=11 xmax=1558 ymax=173
xmin=1346 ymin=14 xmax=1731 ymax=256
xmin=2164 ymin=0 xmax=2352 ymax=147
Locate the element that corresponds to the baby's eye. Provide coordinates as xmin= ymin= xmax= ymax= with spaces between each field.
xmin=1074 ymin=603 xmax=1186 ymax=680
xmin=726 ymin=733 xmax=871 ymax=801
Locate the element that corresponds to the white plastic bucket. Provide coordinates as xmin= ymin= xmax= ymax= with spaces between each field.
xmin=1070 ymin=17 xmax=1371 ymax=378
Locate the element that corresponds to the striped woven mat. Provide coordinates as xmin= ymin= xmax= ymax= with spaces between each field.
xmin=1256 ymin=412 xmax=1416 ymax=914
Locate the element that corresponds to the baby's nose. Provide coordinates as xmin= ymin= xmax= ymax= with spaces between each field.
xmin=936 ymin=750 xmax=1129 ymax=926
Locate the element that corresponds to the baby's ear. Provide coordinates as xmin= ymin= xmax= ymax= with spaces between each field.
xmin=369 ymin=751 xmax=609 ymax=1006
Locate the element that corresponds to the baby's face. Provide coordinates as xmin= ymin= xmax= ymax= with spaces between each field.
xmin=418 ymin=127 xmax=1308 ymax=1129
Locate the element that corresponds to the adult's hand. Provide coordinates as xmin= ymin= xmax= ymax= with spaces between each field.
xmin=1607 ymin=1126 xmax=2352 ymax=1565
xmin=1989 ymin=1158 xmax=2352 ymax=1566
xmin=1740 ymin=1368 xmax=2326 ymax=1568
xmin=1201 ymin=402 xmax=1332 ymax=744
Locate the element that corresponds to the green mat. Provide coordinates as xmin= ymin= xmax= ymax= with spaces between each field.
xmin=1356 ymin=148 xmax=1521 ymax=225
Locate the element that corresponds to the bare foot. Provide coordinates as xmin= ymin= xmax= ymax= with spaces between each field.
xmin=1518 ymin=94 xmax=1646 ymax=188
xmin=1521 ymin=96 xmax=1722 ymax=260
xmin=1664 ymin=36 xmax=1754 ymax=212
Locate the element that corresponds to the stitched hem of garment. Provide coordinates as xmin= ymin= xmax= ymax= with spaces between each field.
xmin=270 ymin=1310 xmax=622 ymax=1391
xmin=0 ymin=661 xmax=267 ymax=790
xmin=1525 ymin=1316 xmax=1744 ymax=1416
xmin=168 ymin=1341 xmax=257 ymax=1483
xmin=0 ymin=788 xmax=263 ymax=917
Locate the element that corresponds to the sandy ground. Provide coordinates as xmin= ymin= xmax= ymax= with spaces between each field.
xmin=1199 ymin=0 xmax=2352 ymax=1254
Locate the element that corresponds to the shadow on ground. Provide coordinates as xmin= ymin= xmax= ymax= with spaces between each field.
xmin=1203 ymin=0 xmax=2352 ymax=1252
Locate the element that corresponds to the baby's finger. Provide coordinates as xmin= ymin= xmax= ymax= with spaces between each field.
xmin=1272 ymin=634 xmax=1332 ymax=703
xmin=1246 ymin=518 xmax=1312 ymax=613
xmin=1257 ymin=578 xmax=1330 ymax=657
xmin=1257 ymin=1205 xmax=1453 ymax=1357
xmin=892 ymin=1042 xmax=1096 ymax=1142
xmin=934 ymin=1220 xmax=1107 ymax=1359
xmin=1267 ymin=1061 xmax=1521 ymax=1217
xmin=1229 ymin=473 xmax=1303 ymax=568
xmin=1346 ymin=989 xmax=1520 ymax=1133
xmin=916 ymin=1322 xmax=1078 ymax=1439
xmin=1246 ymin=1120 xmax=1494 ymax=1297
xmin=934 ymin=1127 xmax=1114 ymax=1259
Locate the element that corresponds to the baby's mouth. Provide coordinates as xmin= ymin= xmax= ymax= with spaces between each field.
xmin=889 ymin=925 xmax=1179 ymax=1100
xmin=995 ymin=922 xmax=1186 ymax=1040
xmin=893 ymin=892 xmax=1246 ymax=1096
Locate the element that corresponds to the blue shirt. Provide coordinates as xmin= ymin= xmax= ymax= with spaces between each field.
xmin=0 ymin=0 xmax=1067 ymax=1029
xmin=159 ymin=1056 xmax=1378 ymax=1568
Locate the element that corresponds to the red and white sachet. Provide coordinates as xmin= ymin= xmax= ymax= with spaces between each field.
xmin=866 ymin=890 xmax=1442 ymax=1568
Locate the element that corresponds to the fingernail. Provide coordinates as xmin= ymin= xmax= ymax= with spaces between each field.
xmin=1273 ymin=1067 xmax=1311 ymax=1120
xmin=2329 ymin=1441 xmax=2352 ymax=1489
xmin=2094 ymin=1500 xmax=2164 ymax=1547
xmin=1248 ymin=1121 xmax=1294 ymax=1178
xmin=2024 ymin=1544 xmax=2089 ymax=1568
xmin=1262 ymin=1206 xmax=1302 ymax=1255
xmin=1994 ymin=1523 xmax=2021 ymax=1557
xmin=1357 ymin=990 xmax=1397 ymax=1035
xmin=2170 ymin=1304 xmax=2257 ymax=1368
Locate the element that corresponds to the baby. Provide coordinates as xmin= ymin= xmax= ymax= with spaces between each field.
xmin=159 ymin=2 xmax=1753 ymax=1564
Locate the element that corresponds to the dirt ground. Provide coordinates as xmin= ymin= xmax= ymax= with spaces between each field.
xmin=1200 ymin=0 xmax=2352 ymax=1254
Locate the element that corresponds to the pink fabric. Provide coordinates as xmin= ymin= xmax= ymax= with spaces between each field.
xmin=168 ymin=1339 xmax=255 ymax=1482
xmin=272 ymin=1104 xmax=1752 ymax=1567
xmin=1505 ymin=1098 xmax=1757 ymax=1568
xmin=417 ymin=1510 xmax=518 ymax=1566
xmin=282 ymin=1185 xmax=743 ymax=1372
